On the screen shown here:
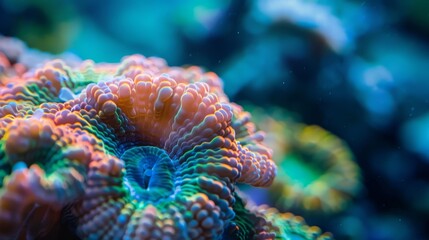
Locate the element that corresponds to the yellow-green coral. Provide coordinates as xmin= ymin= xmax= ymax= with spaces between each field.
xmin=248 ymin=106 xmax=361 ymax=213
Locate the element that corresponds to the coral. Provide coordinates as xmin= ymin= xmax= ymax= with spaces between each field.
xmin=250 ymin=205 xmax=333 ymax=240
xmin=0 ymin=53 xmax=290 ymax=239
xmin=248 ymin=107 xmax=361 ymax=213
xmin=0 ymin=35 xmax=81 ymax=82
xmin=224 ymin=192 xmax=333 ymax=240
xmin=0 ymin=36 xmax=27 ymax=78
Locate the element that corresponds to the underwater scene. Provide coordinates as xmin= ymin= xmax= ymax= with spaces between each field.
xmin=0 ymin=0 xmax=428 ymax=239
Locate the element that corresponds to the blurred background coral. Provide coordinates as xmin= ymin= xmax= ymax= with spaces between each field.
xmin=1 ymin=0 xmax=428 ymax=239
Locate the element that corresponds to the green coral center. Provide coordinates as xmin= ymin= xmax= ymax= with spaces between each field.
xmin=281 ymin=154 xmax=321 ymax=187
xmin=121 ymin=146 xmax=175 ymax=202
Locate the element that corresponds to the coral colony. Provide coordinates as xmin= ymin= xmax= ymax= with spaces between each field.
xmin=0 ymin=38 xmax=332 ymax=239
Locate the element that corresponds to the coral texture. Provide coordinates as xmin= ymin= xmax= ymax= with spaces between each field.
xmin=223 ymin=191 xmax=333 ymax=240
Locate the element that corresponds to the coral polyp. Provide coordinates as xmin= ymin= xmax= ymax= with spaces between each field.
xmin=273 ymin=124 xmax=361 ymax=212
xmin=0 ymin=49 xmax=331 ymax=239
xmin=248 ymin=107 xmax=361 ymax=213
